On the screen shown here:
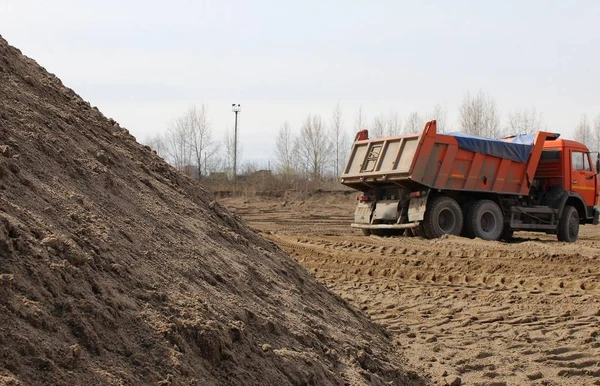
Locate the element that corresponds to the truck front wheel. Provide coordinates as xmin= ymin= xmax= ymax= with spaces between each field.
xmin=423 ymin=196 xmax=463 ymax=238
xmin=557 ymin=205 xmax=579 ymax=242
xmin=466 ymin=200 xmax=503 ymax=241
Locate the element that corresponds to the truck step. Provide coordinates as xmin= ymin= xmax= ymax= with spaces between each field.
xmin=511 ymin=206 xmax=557 ymax=215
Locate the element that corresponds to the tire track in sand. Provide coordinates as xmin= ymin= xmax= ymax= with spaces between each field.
xmin=266 ymin=228 xmax=600 ymax=385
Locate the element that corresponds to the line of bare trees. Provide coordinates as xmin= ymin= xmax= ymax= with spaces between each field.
xmin=458 ymin=91 xmax=550 ymax=138
xmin=145 ymin=105 xmax=235 ymax=179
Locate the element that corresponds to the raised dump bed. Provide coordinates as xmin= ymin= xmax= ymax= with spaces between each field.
xmin=341 ymin=121 xmax=556 ymax=196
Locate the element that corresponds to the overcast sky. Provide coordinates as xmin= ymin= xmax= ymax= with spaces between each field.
xmin=2 ymin=0 xmax=599 ymax=164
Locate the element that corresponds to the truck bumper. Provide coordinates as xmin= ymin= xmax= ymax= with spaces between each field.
xmin=351 ymin=223 xmax=420 ymax=230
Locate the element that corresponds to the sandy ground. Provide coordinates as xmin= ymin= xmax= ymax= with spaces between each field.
xmin=222 ymin=192 xmax=600 ymax=386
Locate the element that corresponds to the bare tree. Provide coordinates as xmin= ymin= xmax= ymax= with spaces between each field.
xmin=354 ymin=106 xmax=368 ymax=132
xmin=295 ymin=114 xmax=331 ymax=180
xmin=458 ymin=90 xmax=501 ymax=138
xmin=386 ymin=112 xmax=403 ymax=136
xmin=574 ymin=115 xmax=593 ymax=149
xmin=165 ymin=116 xmax=191 ymax=171
xmin=202 ymin=141 xmax=221 ymax=176
xmin=371 ymin=114 xmax=386 ymax=138
xmin=275 ymin=121 xmax=297 ymax=175
xmin=162 ymin=105 xmax=217 ymax=177
xmin=404 ymin=111 xmax=424 ymax=133
xmin=507 ymin=107 xmax=543 ymax=135
xmin=431 ymin=103 xmax=448 ymax=133
xmin=185 ymin=105 xmax=216 ymax=179
xmin=329 ymin=103 xmax=348 ymax=179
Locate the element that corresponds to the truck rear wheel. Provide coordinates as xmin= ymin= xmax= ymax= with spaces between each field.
xmin=466 ymin=200 xmax=503 ymax=241
xmin=423 ymin=196 xmax=463 ymax=238
xmin=557 ymin=205 xmax=579 ymax=242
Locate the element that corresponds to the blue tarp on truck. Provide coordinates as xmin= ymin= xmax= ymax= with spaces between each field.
xmin=446 ymin=132 xmax=533 ymax=163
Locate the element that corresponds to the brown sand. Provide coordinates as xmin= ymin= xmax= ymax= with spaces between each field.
xmin=0 ymin=37 xmax=424 ymax=386
xmin=223 ymin=192 xmax=600 ymax=386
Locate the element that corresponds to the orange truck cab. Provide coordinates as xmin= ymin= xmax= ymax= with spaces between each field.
xmin=341 ymin=121 xmax=599 ymax=242
xmin=535 ymin=138 xmax=600 ymax=225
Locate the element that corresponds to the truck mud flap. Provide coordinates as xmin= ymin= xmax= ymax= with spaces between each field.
xmin=354 ymin=202 xmax=373 ymax=224
xmin=373 ymin=200 xmax=400 ymax=221
xmin=408 ymin=197 xmax=427 ymax=222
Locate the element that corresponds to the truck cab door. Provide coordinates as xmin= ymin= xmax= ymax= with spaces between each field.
xmin=570 ymin=151 xmax=597 ymax=206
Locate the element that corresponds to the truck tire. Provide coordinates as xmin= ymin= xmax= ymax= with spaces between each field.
xmin=557 ymin=205 xmax=579 ymax=242
xmin=466 ymin=200 xmax=503 ymax=241
xmin=423 ymin=196 xmax=463 ymax=239
xmin=362 ymin=229 xmax=371 ymax=236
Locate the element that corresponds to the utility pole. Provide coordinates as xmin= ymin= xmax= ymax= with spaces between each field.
xmin=232 ymin=103 xmax=241 ymax=183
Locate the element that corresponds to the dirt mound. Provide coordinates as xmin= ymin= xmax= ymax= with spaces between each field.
xmin=0 ymin=37 xmax=424 ymax=386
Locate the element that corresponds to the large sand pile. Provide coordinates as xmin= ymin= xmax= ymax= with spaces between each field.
xmin=0 ymin=37 xmax=425 ymax=385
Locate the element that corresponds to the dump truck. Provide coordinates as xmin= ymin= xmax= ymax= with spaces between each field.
xmin=341 ymin=120 xmax=600 ymax=242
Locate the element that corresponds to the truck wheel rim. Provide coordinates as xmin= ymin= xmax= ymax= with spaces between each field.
xmin=438 ymin=209 xmax=455 ymax=233
xmin=480 ymin=212 xmax=497 ymax=235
